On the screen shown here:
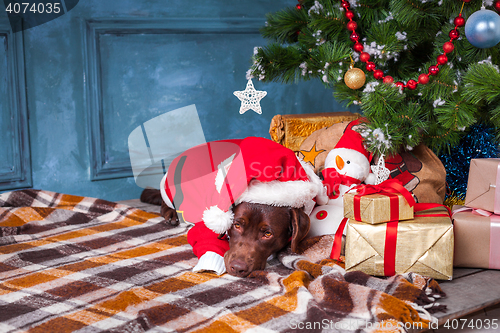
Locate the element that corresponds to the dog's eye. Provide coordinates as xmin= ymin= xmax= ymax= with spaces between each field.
xmin=263 ymin=231 xmax=273 ymax=238
xmin=233 ymin=222 xmax=241 ymax=229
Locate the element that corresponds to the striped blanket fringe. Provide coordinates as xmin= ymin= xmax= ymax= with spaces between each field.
xmin=0 ymin=190 xmax=446 ymax=332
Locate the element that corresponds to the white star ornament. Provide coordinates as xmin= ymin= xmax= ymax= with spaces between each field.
xmin=233 ymin=79 xmax=267 ymax=115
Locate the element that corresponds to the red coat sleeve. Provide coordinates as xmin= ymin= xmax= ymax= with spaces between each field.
xmin=187 ymin=222 xmax=230 ymax=258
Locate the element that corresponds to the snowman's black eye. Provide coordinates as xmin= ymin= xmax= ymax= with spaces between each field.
xmin=346 ymin=160 xmax=350 ymax=164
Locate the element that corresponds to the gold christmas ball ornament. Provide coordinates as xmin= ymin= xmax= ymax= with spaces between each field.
xmin=344 ymin=67 xmax=366 ymax=90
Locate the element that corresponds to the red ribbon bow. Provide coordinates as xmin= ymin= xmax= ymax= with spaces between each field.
xmin=354 ymin=179 xmax=416 ymax=208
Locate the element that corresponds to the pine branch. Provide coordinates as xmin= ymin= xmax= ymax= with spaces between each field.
xmin=420 ymin=66 xmax=457 ymax=101
xmin=490 ymin=105 xmax=500 ymax=141
xmin=333 ymin=80 xmax=363 ymax=106
xmin=250 ymin=44 xmax=306 ymax=84
xmin=433 ymin=95 xmax=477 ymax=131
xmin=462 ymin=63 xmax=500 ymax=105
xmin=360 ymin=82 xmax=405 ymax=116
xmin=423 ymin=125 xmax=462 ymax=154
xmin=390 ymin=0 xmax=443 ymax=35
xmin=261 ymin=7 xmax=310 ymax=44
xmin=358 ymin=84 xmax=427 ymax=155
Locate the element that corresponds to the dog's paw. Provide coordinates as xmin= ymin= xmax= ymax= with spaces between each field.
xmin=161 ymin=201 xmax=179 ymax=226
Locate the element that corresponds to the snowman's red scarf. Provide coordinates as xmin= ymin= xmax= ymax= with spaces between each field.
xmin=322 ymin=168 xmax=361 ymax=199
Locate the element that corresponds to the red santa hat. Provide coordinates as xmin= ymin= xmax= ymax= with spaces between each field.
xmin=160 ymin=137 xmax=324 ymax=234
xmin=333 ymin=120 xmax=371 ymax=161
xmin=335 ymin=129 xmax=369 ymax=160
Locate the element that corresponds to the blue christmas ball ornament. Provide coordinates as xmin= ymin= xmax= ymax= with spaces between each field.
xmin=465 ymin=8 xmax=500 ymax=48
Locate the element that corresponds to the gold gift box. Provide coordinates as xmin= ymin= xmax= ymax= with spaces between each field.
xmin=343 ymin=191 xmax=414 ymax=224
xmin=345 ymin=207 xmax=454 ymax=280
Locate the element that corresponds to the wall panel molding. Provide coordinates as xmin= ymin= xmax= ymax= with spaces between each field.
xmin=0 ymin=21 xmax=31 ymax=190
xmin=83 ymin=18 xmax=264 ymax=181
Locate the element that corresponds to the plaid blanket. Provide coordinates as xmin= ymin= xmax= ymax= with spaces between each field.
xmin=0 ymin=190 xmax=446 ymax=332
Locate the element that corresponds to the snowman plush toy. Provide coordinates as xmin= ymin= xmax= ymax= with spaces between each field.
xmin=308 ymin=125 xmax=380 ymax=238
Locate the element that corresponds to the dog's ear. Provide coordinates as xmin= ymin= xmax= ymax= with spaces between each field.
xmin=290 ymin=208 xmax=310 ymax=253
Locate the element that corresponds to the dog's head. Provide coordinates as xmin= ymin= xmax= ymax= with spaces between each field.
xmin=224 ymin=202 xmax=310 ymax=277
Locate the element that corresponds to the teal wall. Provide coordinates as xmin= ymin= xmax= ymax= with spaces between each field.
xmin=0 ymin=0 xmax=357 ymax=201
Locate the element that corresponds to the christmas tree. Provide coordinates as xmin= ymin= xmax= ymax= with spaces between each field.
xmin=247 ymin=0 xmax=500 ymax=157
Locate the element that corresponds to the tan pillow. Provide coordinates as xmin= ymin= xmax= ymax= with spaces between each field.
xmin=299 ymin=122 xmax=446 ymax=204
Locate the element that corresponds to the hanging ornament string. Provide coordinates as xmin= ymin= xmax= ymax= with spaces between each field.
xmin=341 ymin=0 xmax=468 ymax=90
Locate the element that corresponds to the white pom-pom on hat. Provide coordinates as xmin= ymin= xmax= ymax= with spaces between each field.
xmin=203 ymin=205 xmax=234 ymax=234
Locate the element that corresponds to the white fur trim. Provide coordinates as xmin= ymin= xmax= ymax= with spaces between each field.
xmin=236 ymin=179 xmax=319 ymax=210
xmin=215 ymin=153 xmax=236 ymax=193
xmin=159 ymin=173 xmax=174 ymax=209
xmin=193 ymin=251 xmax=226 ymax=275
xmin=235 ymin=157 xmax=326 ymax=215
xmin=203 ymin=205 xmax=234 ymax=234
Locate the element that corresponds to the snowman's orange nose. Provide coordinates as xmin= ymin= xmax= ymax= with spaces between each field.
xmin=336 ymin=155 xmax=345 ymax=170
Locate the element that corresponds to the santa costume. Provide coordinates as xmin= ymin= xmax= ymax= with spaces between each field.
xmin=160 ymin=137 xmax=326 ymax=274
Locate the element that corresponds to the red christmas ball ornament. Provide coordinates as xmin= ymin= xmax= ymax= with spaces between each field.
xmin=350 ymin=31 xmax=360 ymax=42
xmin=406 ymin=79 xmax=417 ymax=90
xmin=429 ymin=65 xmax=440 ymax=76
xmin=341 ymin=1 xmax=351 ymax=10
xmin=395 ymin=81 xmax=404 ymax=89
xmin=296 ymin=4 xmax=303 ymax=10
xmin=353 ymin=42 xmax=364 ymax=52
xmin=373 ymin=69 xmax=384 ymax=80
xmin=359 ymin=52 xmax=370 ymax=62
xmin=437 ymin=54 xmax=448 ymax=65
xmin=454 ymin=15 xmax=465 ymax=27
xmin=345 ymin=10 xmax=355 ymax=20
xmin=347 ymin=21 xmax=358 ymax=31
xmin=383 ymin=76 xmax=394 ymax=84
xmin=495 ymin=0 xmax=500 ymax=12
xmin=449 ymin=29 xmax=460 ymax=40
xmin=443 ymin=41 xmax=455 ymax=53
xmin=366 ymin=61 xmax=376 ymax=72
xmin=418 ymin=73 xmax=430 ymax=84
xmin=462 ymin=0 xmax=471 ymax=2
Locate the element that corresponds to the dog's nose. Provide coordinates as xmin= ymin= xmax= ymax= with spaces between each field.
xmin=229 ymin=260 xmax=249 ymax=277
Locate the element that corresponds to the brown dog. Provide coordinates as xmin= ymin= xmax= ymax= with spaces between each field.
xmin=140 ymin=189 xmax=310 ymax=277
xmin=224 ymin=202 xmax=310 ymax=277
